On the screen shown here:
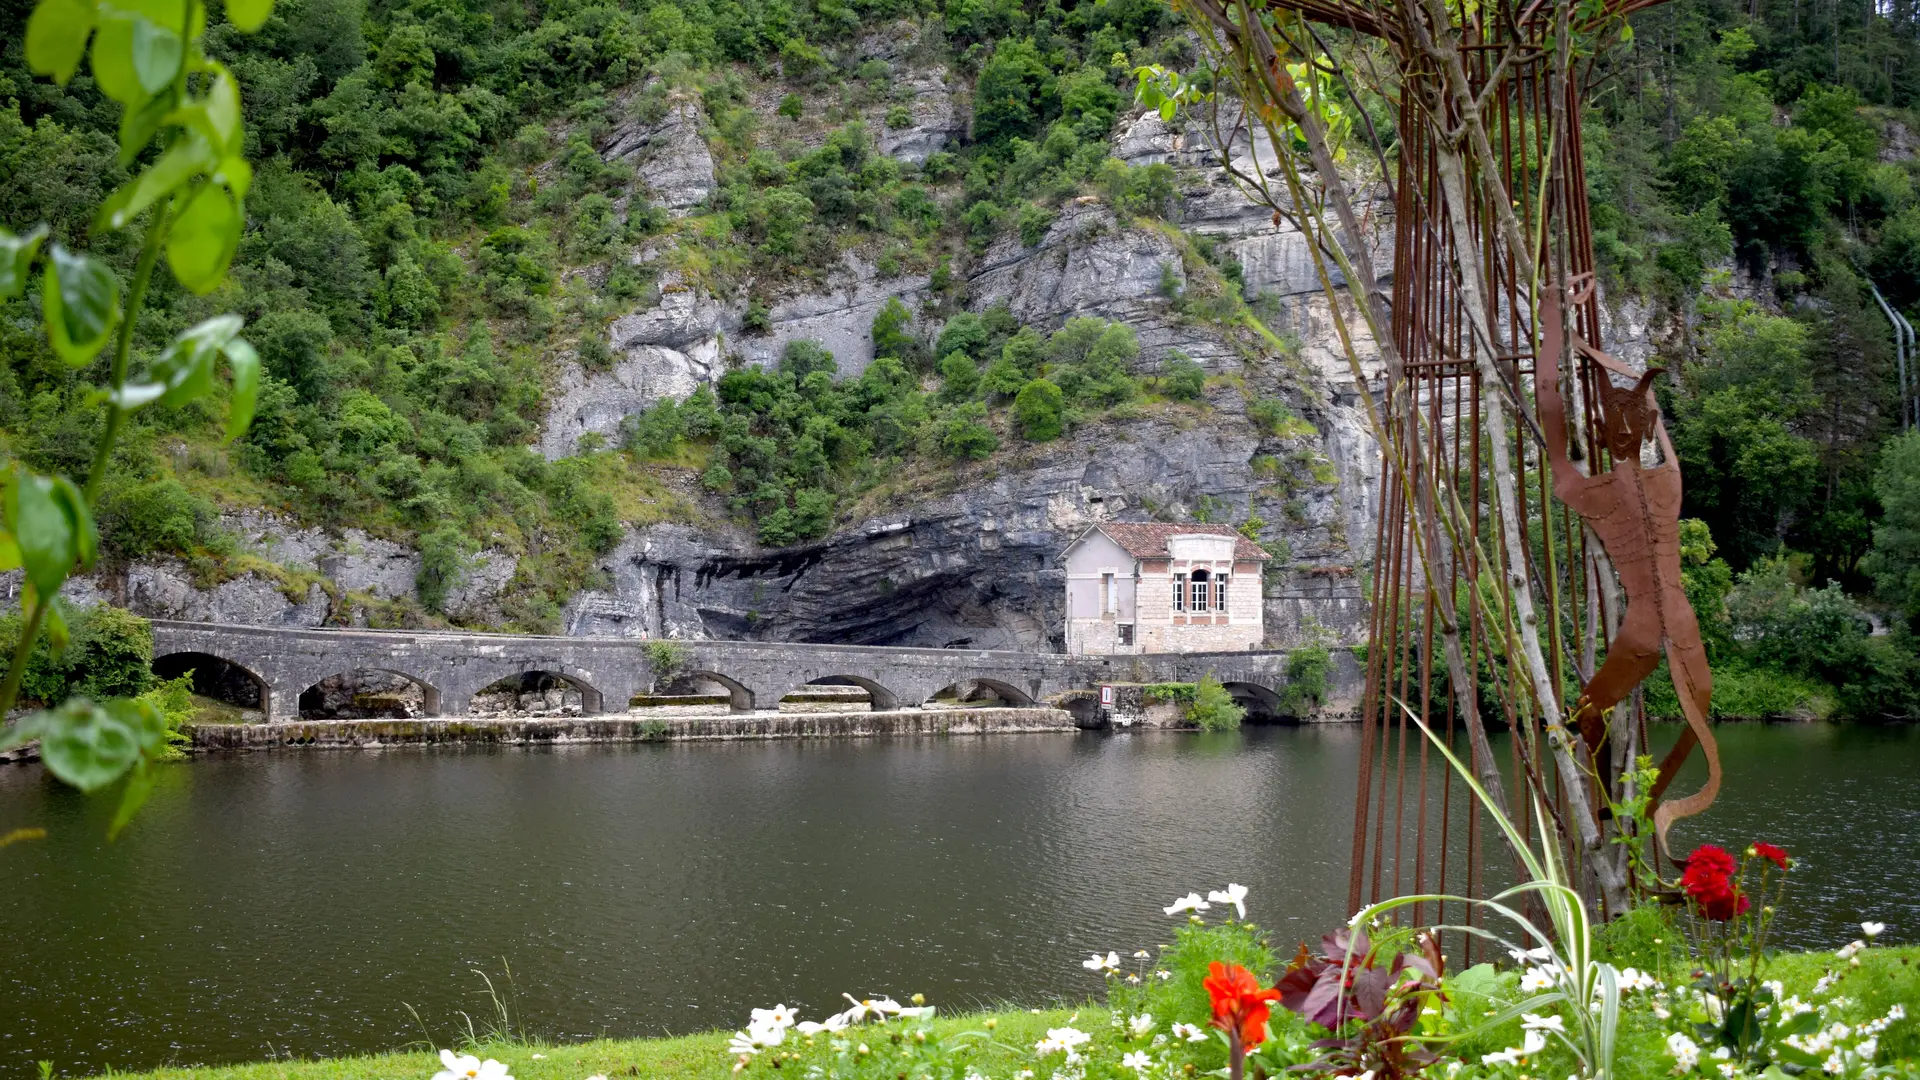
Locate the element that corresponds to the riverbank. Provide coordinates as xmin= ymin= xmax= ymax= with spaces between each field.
xmin=98 ymin=1008 xmax=1092 ymax=1080
xmin=84 ymin=947 xmax=1920 ymax=1080
xmin=182 ymin=706 xmax=1081 ymax=750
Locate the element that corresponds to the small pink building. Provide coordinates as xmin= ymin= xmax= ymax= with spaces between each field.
xmin=1060 ymin=523 xmax=1270 ymax=655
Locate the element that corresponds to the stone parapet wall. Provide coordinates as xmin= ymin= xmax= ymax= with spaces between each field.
xmin=151 ymin=620 xmax=1365 ymax=723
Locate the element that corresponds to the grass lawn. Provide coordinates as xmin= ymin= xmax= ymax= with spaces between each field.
xmin=106 ymin=1008 xmax=1101 ymax=1080
xmin=97 ymin=946 xmax=1920 ymax=1080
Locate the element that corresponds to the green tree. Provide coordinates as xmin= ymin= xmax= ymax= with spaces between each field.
xmin=1865 ymin=429 xmax=1920 ymax=619
xmin=1013 ymin=378 xmax=1064 ymax=440
xmin=1186 ymin=671 xmax=1245 ymax=731
xmin=934 ymin=312 xmax=989 ymax=363
xmin=1160 ymin=353 xmax=1206 ymax=401
xmin=936 ymin=352 xmax=979 ymax=402
xmin=940 ymin=402 xmax=998 ymax=460
xmin=871 ymin=296 xmax=917 ymax=363
xmin=971 ymin=38 xmax=1055 ymax=145
xmin=100 ymin=478 xmax=214 ymax=558
xmin=1051 ymin=319 xmax=1138 ymax=406
xmin=1672 ymin=386 xmax=1821 ymax=569
xmin=417 ymin=524 xmax=477 ymax=614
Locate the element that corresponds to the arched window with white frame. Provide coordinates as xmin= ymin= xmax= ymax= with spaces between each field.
xmin=1190 ymin=568 xmax=1210 ymax=612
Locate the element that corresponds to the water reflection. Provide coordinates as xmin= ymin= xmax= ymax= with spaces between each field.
xmin=0 ymin=723 xmax=1913 ymax=1074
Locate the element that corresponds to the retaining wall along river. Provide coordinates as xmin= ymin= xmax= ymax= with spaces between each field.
xmin=185 ymin=707 xmax=1079 ymax=749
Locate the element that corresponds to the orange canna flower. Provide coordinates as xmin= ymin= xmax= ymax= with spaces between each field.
xmin=1203 ymin=962 xmax=1282 ymax=1049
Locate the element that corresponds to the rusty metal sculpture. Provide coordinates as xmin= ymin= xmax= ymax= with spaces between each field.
xmin=1539 ymin=274 xmax=1720 ymax=854
xmin=1164 ymin=0 xmax=1720 ymax=926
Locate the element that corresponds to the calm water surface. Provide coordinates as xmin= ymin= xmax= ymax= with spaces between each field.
xmin=1 ymin=723 xmax=1915 ymax=1075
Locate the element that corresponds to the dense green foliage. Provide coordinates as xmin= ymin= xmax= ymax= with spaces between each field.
xmin=0 ymin=602 xmax=152 ymax=704
xmin=622 ymin=312 xmax=1147 ymax=544
xmin=0 ymin=0 xmax=1212 ymax=630
xmin=1184 ymin=670 xmax=1244 ymax=730
xmin=1276 ymin=641 xmax=1329 ymax=717
xmin=1569 ymin=0 xmax=1920 ymax=717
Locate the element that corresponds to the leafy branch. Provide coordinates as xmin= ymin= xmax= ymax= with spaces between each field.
xmin=0 ymin=0 xmax=271 ymax=835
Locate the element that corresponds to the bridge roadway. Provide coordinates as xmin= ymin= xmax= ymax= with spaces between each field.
xmin=149 ymin=620 xmax=1337 ymax=723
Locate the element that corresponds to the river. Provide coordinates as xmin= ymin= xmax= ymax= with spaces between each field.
xmin=1 ymin=722 xmax=1915 ymax=1075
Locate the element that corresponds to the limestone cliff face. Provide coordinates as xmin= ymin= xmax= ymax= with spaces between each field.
xmin=550 ymin=102 xmax=1393 ymax=648
xmin=75 ymin=46 xmax=1411 ymax=650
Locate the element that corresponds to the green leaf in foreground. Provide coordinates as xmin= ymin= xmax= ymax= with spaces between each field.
xmin=0 ymin=226 xmax=48 ymax=300
xmin=4 ymin=468 xmax=97 ymax=596
xmin=1 ymin=697 xmax=166 ymax=794
xmin=224 ymin=0 xmax=273 ymax=34
xmin=41 ymin=244 xmax=119 ymax=366
xmin=165 ymin=183 xmax=241 ymax=293
xmin=24 ymin=0 xmax=96 ymax=85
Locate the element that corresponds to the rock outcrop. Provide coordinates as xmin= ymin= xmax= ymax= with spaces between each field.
xmin=738 ymin=260 xmax=934 ymax=377
xmin=47 ymin=510 xmax=519 ymax=630
xmin=91 ymin=55 xmax=1394 ymax=656
xmin=562 ymin=391 xmax=1367 ymax=649
xmin=601 ymin=95 xmax=716 ymax=214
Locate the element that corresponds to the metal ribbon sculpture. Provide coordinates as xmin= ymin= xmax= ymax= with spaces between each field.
xmin=1165 ymin=0 xmax=1719 ymax=923
xmin=1539 ymin=275 xmax=1721 ymax=855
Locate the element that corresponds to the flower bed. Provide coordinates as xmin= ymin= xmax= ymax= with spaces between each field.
xmin=99 ymin=887 xmax=1917 ymax=1080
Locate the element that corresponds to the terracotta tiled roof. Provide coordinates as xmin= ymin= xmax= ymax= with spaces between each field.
xmin=1084 ymin=522 xmax=1270 ymax=561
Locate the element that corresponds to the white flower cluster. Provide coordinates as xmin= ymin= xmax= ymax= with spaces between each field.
xmin=1779 ymin=1005 xmax=1907 ymax=1077
xmin=1502 ymin=944 xmax=1560 ymax=994
xmin=1799 ymin=1001 xmax=1892 ymax=1076
xmin=1480 ymin=1029 xmax=1547 ymax=1068
xmin=1617 ymin=966 xmax=1658 ymax=993
xmin=1081 ymin=947 xmax=1169 ymax=985
xmin=1480 ymin=1011 xmax=1573 ymax=1070
xmin=725 ymin=995 xmax=933 ymax=1071
xmin=1034 ymin=1025 xmax=1093 ymax=1063
xmin=432 ymin=1050 xmax=513 ymax=1080
xmin=1662 ymin=920 xmax=1907 ymax=1080
xmin=1161 ymin=883 xmax=1248 ymax=920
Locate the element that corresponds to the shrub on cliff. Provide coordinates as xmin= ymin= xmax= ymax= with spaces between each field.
xmin=1014 ymin=379 xmax=1065 ymax=440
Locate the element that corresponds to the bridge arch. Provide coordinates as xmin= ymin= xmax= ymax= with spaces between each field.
xmin=923 ymin=678 xmax=1036 ymax=708
xmin=468 ymin=669 xmax=607 ymax=715
xmin=296 ymin=668 xmax=443 ymax=720
xmin=783 ymin=675 xmax=901 ymax=712
xmin=152 ymin=650 xmax=271 ymax=716
xmin=670 ymin=670 xmax=756 ymax=712
xmin=1222 ymin=681 xmax=1284 ymax=722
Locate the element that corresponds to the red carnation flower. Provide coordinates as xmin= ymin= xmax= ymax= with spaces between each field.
xmin=1694 ymin=882 xmax=1750 ymax=921
xmin=1204 ymin=961 xmax=1282 ymax=1049
xmin=1751 ymin=842 xmax=1789 ymax=870
xmin=1685 ymin=844 xmax=1738 ymax=877
xmin=1682 ymin=844 xmax=1748 ymax=922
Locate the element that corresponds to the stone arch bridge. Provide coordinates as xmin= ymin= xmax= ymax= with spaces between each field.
xmin=149 ymin=621 xmax=1359 ymax=723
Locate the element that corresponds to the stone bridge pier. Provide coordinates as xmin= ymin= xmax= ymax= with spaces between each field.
xmin=147 ymin=621 xmax=1361 ymax=723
